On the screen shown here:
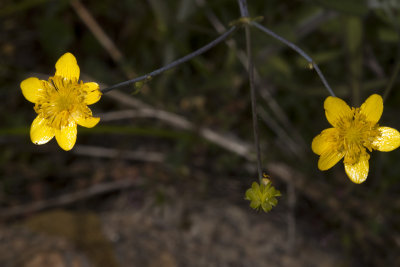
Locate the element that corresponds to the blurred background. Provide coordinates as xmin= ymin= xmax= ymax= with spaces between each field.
xmin=1 ymin=0 xmax=400 ymax=266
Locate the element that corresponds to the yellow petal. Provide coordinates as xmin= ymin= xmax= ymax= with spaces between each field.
xmin=21 ymin=77 xmax=45 ymax=103
xmin=75 ymin=116 xmax=100 ymax=128
xmin=30 ymin=116 xmax=55 ymax=145
xmin=324 ymin=96 xmax=352 ymax=127
xmin=55 ymin=52 xmax=80 ymax=82
xmin=71 ymin=107 xmax=100 ymax=128
xmin=344 ymin=155 xmax=369 ymax=184
xmin=83 ymin=82 xmax=102 ymax=105
xmin=373 ymin=127 xmax=400 ymax=152
xmin=360 ymin=94 xmax=383 ymax=123
xmin=55 ymin=121 xmax=77 ymax=151
xmin=318 ymin=149 xmax=344 ymax=171
xmin=312 ymin=128 xmax=338 ymax=155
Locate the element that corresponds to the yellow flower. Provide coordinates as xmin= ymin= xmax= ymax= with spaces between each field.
xmin=21 ymin=53 xmax=102 ymax=151
xmin=312 ymin=94 xmax=400 ymax=183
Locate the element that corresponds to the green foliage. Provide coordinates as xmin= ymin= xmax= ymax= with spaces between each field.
xmin=313 ymin=0 xmax=369 ymax=16
xmin=37 ymin=16 xmax=74 ymax=59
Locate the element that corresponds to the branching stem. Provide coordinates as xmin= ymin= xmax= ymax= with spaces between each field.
xmin=100 ymin=1 xmax=336 ymax=180
xmin=102 ymin=26 xmax=236 ymax=93
xmin=251 ymin=21 xmax=335 ymax=97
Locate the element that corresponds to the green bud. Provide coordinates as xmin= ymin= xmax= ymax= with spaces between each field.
xmin=245 ymin=181 xmax=281 ymax=213
xmin=132 ymin=76 xmax=153 ymax=95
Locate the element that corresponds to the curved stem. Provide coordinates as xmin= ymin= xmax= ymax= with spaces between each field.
xmin=383 ymin=61 xmax=400 ymax=102
xmin=251 ymin=21 xmax=336 ymax=97
xmin=102 ymin=26 xmax=237 ymax=93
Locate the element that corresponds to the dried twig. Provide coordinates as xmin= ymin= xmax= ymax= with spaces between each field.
xmin=74 ymin=145 xmax=165 ymax=163
xmin=70 ymin=0 xmax=139 ymax=83
xmin=70 ymin=0 xmax=123 ymax=63
xmin=97 ymin=97 xmax=254 ymax=161
xmin=0 ymin=179 xmax=138 ymax=219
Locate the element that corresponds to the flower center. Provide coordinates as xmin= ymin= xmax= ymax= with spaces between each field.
xmin=338 ymin=108 xmax=380 ymax=165
xmin=344 ymin=127 xmax=360 ymax=144
xmin=34 ymin=76 xmax=87 ymax=129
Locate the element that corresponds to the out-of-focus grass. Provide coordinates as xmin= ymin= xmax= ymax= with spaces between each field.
xmin=1 ymin=0 xmax=400 ymax=265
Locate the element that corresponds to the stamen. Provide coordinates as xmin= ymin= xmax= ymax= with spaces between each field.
xmin=33 ymin=76 xmax=88 ymax=130
xmin=337 ymin=107 xmax=379 ymax=165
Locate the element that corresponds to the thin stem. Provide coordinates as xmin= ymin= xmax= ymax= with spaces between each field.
xmin=381 ymin=0 xmax=400 ymax=102
xmin=251 ymin=21 xmax=336 ymax=97
xmin=246 ymin=27 xmax=263 ymax=180
xmin=238 ymin=0 xmax=249 ymax=17
xmin=383 ymin=61 xmax=400 ymax=102
xmin=238 ymin=0 xmax=262 ymax=179
xmin=312 ymin=63 xmax=335 ymax=97
xmin=102 ymin=26 xmax=236 ymax=93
